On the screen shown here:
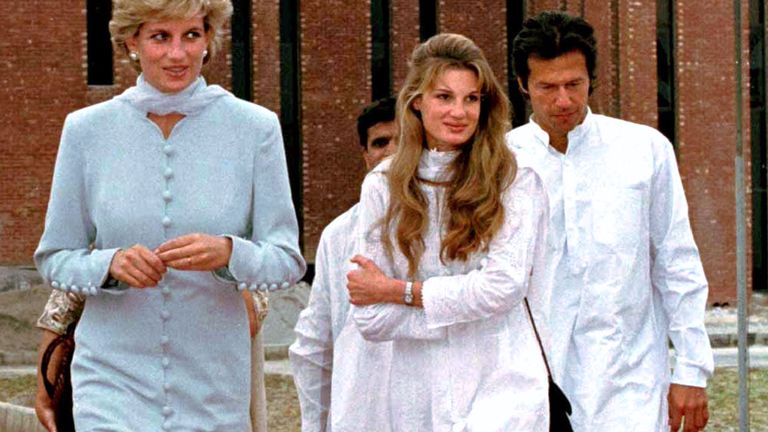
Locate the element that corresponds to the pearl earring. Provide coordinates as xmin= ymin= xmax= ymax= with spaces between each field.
xmin=203 ymin=49 xmax=209 ymax=58
xmin=129 ymin=51 xmax=139 ymax=61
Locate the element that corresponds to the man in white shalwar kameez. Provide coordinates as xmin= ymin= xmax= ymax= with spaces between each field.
xmin=289 ymin=98 xmax=397 ymax=432
xmin=506 ymin=11 xmax=714 ymax=432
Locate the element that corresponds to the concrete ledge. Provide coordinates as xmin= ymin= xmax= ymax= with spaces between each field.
xmin=0 ymin=351 xmax=37 ymax=367
xmin=264 ymin=344 xmax=289 ymax=361
xmin=0 ymin=401 xmax=46 ymax=432
xmin=706 ymin=331 xmax=768 ymax=348
xmin=0 ymin=267 xmax=42 ymax=293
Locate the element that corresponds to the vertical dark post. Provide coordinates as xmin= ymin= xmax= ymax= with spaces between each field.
xmin=371 ymin=0 xmax=392 ymax=100
xmin=86 ymin=0 xmax=113 ymax=85
xmin=507 ymin=0 xmax=527 ymax=127
xmin=656 ymin=0 xmax=676 ymax=145
xmin=280 ymin=0 xmax=303 ymax=246
xmin=419 ymin=0 xmax=438 ymax=41
xmin=231 ymin=0 xmax=253 ymax=101
xmin=751 ymin=0 xmax=767 ymax=290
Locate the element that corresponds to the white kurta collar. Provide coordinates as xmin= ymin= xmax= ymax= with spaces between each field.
xmin=527 ymin=107 xmax=595 ymax=153
xmin=565 ymin=107 xmax=595 ymax=146
xmin=418 ymin=148 xmax=459 ymax=182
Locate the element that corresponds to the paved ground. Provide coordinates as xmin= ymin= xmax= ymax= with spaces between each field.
xmin=711 ymin=346 xmax=768 ymax=368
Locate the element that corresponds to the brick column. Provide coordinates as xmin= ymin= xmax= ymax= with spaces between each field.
xmin=203 ymin=24 xmax=233 ymax=89
xmin=582 ymin=0 xmax=620 ymax=116
xmin=564 ymin=0 xmax=585 ymax=17
xmin=391 ymin=0 xmax=421 ymax=91
xmin=253 ymin=0 xmax=281 ymax=111
xmin=528 ymin=0 xmax=564 ymax=14
xmin=300 ymin=0 xmax=371 ymax=260
xmin=615 ymin=0 xmax=657 ymax=126
xmin=675 ymin=0 xmax=750 ymax=303
xmin=439 ymin=0 xmax=509 ymax=91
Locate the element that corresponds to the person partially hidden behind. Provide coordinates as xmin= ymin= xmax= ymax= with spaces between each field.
xmin=508 ymin=10 xmax=714 ymax=432
xmin=289 ymin=97 xmax=397 ymax=432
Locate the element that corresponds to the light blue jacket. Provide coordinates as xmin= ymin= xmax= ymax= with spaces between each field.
xmin=35 ymin=92 xmax=305 ymax=431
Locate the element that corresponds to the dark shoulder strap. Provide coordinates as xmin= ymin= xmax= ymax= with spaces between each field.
xmin=523 ymin=297 xmax=552 ymax=379
xmin=40 ymin=322 xmax=77 ymax=399
xmin=41 ymin=334 xmax=68 ymax=398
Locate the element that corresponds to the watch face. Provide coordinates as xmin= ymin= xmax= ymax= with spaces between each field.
xmin=404 ymin=282 xmax=414 ymax=304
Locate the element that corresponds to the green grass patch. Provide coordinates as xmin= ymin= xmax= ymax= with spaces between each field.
xmin=0 ymin=374 xmax=35 ymax=406
xmin=265 ymin=374 xmax=301 ymax=432
xmin=708 ymin=368 xmax=768 ymax=431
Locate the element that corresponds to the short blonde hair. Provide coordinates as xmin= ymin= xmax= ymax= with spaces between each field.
xmin=110 ymin=0 xmax=233 ymax=66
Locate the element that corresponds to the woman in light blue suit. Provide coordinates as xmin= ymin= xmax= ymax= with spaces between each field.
xmin=34 ymin=1 xmax=305 ymax=430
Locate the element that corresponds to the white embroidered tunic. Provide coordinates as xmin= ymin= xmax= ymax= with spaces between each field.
xmin=289 ymin=204 xmax=394 ymax=432
xmin=507 ymin=110 xmax=714 ymax=431
xmin=351 ymin=150 xmax=551 ymax=431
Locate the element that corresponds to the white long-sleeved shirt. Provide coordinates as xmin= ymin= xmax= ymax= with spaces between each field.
xmin=507 ymin=110 xmax=714 ymax=431
xmin=350 ymin=150 xmax=551 ymax=431
xmin=289 ymin=205 xmax=393 ymax=432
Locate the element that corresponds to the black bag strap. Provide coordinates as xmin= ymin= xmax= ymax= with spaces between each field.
xmin=41 ymin=334 xmax=68 ymax=398
xmin=523 ymin=297 xmax=552 ymax=380
xmin=40 ymin=323 xmax=76 ymax=399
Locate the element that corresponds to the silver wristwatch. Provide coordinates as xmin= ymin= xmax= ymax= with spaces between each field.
xmin=403 ymin=281 xmax=414 ymax=305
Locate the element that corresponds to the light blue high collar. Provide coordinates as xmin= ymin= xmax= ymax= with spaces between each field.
xmin=115 ymin=74 xmax=229 ymax=116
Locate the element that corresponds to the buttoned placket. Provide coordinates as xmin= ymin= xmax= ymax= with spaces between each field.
xmin=153 ymin=119 xmax=184 ymax=430
xmin=559 ymin=149 xmax=582 ymax=274
xmin=561 ymin=124 xmax=593 ymax=275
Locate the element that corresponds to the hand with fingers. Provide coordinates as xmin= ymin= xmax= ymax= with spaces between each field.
xmin=155 ymin=233 xmax=233 ymax=272
xmin=109 ymin=244 xmax=167 ymax=288
xmin=347 ymin=255 xmax=396 ymax=306
xmin=668 ymin=383 xmax=709 ymax=432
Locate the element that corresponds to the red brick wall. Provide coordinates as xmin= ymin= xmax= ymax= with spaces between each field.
xmin=674 ymin=0 xmax=750 ymax=303
xmin=252 ymin=0 xmax=281 ymax=111
xmin=0 ymin=1 xmax=753 ymax=303
xmin=581 ymin=1 xmax=619 ymax=116
xmin=615 ymin=0 xmax=657 ymax=126
xmin=0 ymin=1 xmax=87 ymax=266
xmin=0 ymin=2 xmax=232 ymax=265
xmin=391 ymin=0 xmax=421 ymax=90
xmin=529 ymin=0 xmax=565 ymax=14
xmin=440 ymin=0 xmax=509 ymax=93
xmin=299 ymin=0 xmax=371 ymax=261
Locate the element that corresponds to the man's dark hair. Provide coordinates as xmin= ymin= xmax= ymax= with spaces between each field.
xmin=357 ymin=97 xmax=396 ymax=149
xmin=512 ymin=11 xmax=597 ymax=92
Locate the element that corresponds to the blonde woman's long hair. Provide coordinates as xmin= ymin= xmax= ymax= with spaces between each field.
xmin=382 ymin=33 xmax=517 ymax=278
